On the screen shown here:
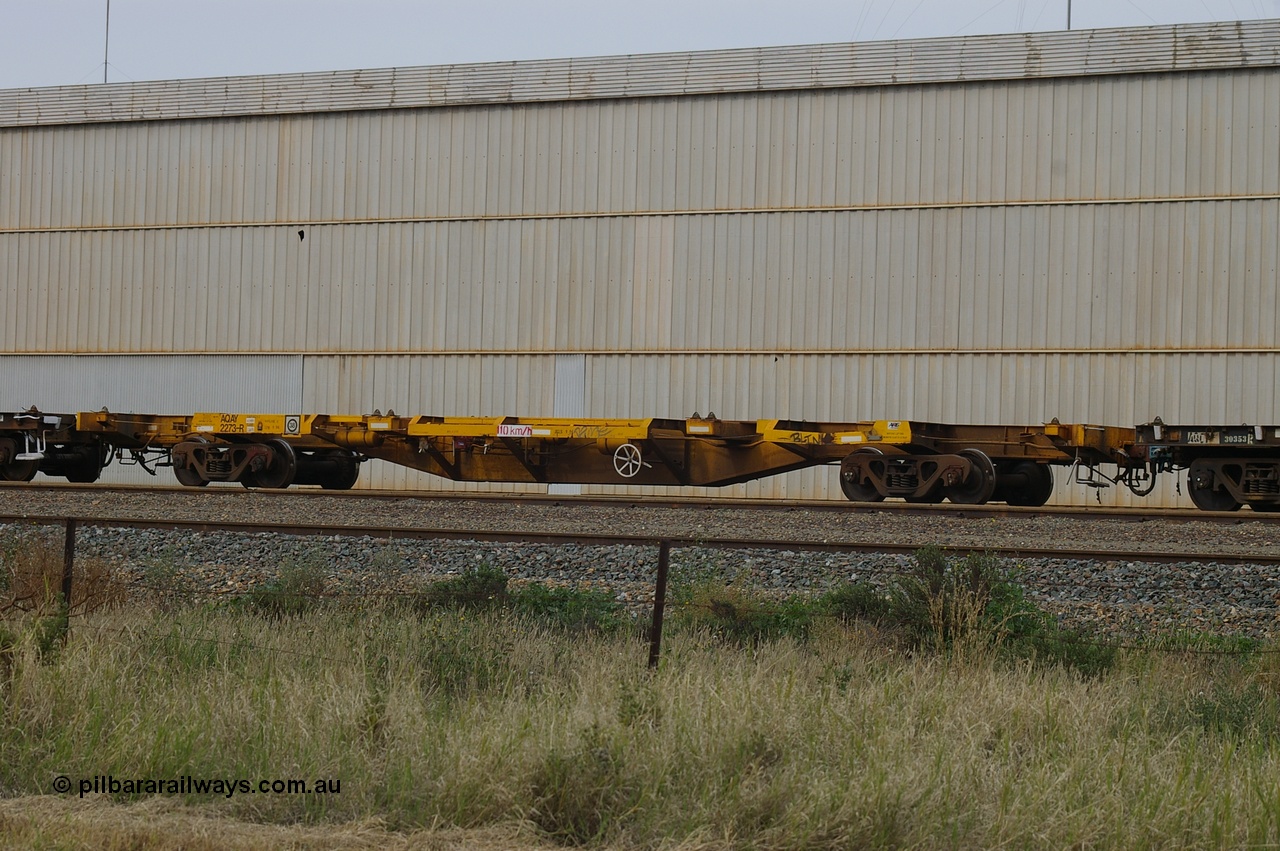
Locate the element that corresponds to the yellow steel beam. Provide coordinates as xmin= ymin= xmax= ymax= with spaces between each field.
xmin=63 ymin=410 xmax=1142 ymax=490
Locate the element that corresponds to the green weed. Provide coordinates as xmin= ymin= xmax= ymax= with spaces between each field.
xmin=819 ymin=581 xmax=893 ymax=623
xmin=138 ymin=546 xmax=200 ymax=611
xmin=672 ymin=578 xmax=818 ymax=645
xmin=510 ymin=583 xmax=626 ymax=634
xmin=411 ymin=564 xmax=509 ymax=613
xmin=1188 ymin=681 xmax=1280 ymax=742
xmin=528 ymin=722 xmax=639 ymax=845
xmin=235 ymin=549 xmax=329 ymax=619
xmin=412 ymin=566 xmax=627 ymax=635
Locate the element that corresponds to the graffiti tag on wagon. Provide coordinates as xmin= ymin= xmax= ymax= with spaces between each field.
xmin=787 ymin=431 xmax=826 ymax=445
xmin=572 ymin=425 xmax=613 ymax=439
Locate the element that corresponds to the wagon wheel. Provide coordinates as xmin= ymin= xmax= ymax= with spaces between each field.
xmin=64 ymin=444 xmax=107 ymax=484
xmin=1003 ymin=461 xmax=1054 ymax=507
xmin=839 ymin=447 xmax=886 ymax=502
xmin=243 ymin=439 xmax=297 ymax=489
xmin=172 ymin=436 xmax=210 ymax=487
xmin=0 ymin=457 xmax=40 ymax=482
xmin=0 ymin=433 xmax=41 ymax=481
xmin=320 ymin=452 xmax=361 ymax=490
xmin=1187 ymin=460 xmax=1240 ymax=511
xmin=945 ymin=449 xmax=997 ymax=505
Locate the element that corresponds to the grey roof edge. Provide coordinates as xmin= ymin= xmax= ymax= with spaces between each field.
xmin=2 ymin=18 xmax=1278 ymax=128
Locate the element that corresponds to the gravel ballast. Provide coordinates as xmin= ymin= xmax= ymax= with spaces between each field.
xmin=2 ymin=487 xmax=1279 ymax=639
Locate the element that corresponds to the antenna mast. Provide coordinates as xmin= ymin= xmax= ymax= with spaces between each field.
xmin=103 ymin=0 xmax=112 ymax=83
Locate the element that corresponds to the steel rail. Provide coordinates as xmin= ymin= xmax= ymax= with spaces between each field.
xmin=2 ymin=513 xmax=1278 ymax=567
xmin=1 ymin=481 xmax=1276 ymax=525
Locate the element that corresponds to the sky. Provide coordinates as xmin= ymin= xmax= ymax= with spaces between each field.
xmin=1 ymin=0 xmax=1278 ymax=91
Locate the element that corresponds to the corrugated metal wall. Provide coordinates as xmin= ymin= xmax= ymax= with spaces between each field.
xmin=549 ymin=354 xmax=588 ymax=496
xmin=4 ymin=202 xmax=1277 ymax=354
xmin=4 ymin=71 xmax=1279 ymax=231
xmin=3 ymin=19 xmax=1277 ymax=128
xmin=0 ymin=354 xmax=300 ymax=413
xmin=2 ymin=22 xmax=1279 ymax=502
xmin=0 ymin=354 xmax=303 ymax=485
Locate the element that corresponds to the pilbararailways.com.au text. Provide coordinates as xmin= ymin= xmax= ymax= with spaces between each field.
xmin=53 ymin=774 xmax=341 ymax=799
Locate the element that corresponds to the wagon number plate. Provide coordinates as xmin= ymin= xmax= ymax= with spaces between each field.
xmin=1185 ymin=430 xmax=1253 ymax=445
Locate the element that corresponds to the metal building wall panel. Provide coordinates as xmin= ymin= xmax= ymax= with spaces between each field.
xmin=552 ymin=354 xmax=587 ymax=418
xmin=0 ymin=354 xmax=302 ymax=485
xmin=4 ymin=201 xmax=1280 ymax=356
xmin=5 ymin=20 xmax=1280 ymax=130
xmin=6 ymin=68 xmax=1280 ymax=231
xmin=0 ymin=354 xmax=301 ymax=413
xmin=548 ymin=353 xmax=587 ymax=496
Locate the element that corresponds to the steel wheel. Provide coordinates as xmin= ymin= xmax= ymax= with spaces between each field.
xmin=247 ymin=439 xmax=297 ymax=489
xmin=1003 ymin=461 xmax=1054 ymax=507
xmin=63 ymin=445 xmax=106 ymax=483
xmin=320 ymin=452 xmax=360 ymax=490
xmin=1187 ymin=460 xmax=1241 ymax=511
xmin=1189 ymin=485 xmax=1241 ymax=511
xmin=839 ymin=448 xmax=886 ymax=502
xmin=172 ymin=437 xmax=209 ymax=487
xmin=904 ymin=486 xmax=945 ymax=504
xmin=945 ymin=449 xmax=997 ymax=505
xmin=0 ymin=457 xmax=40 ymax=481
xmin=173 ymin=464 xmax=209 ymax=487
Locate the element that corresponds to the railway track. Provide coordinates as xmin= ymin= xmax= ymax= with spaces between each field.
xmin=2 ymin=512 xmax=1280 ymax=568
xmin=4 ymin=499 xmax=1278 ymax=639
xmin=3 ymin=481 xmax=1278 ymax=526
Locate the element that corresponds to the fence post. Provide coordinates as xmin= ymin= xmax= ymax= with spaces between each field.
xmin=647 ymin=539 xmax=671 ymax=670
xmin=60 ymin=518 xmax=76 ymax=642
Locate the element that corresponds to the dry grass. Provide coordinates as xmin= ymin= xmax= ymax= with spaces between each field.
xmin=0 ymin=795 xmax=554 ymax=850
xmin=0 ymin=601 xmax=1278 ymax=849
xmin=2 ymin=531 xmax=1280 ymax=848
xmin=0 ymin=526 xmax=126 ymax=617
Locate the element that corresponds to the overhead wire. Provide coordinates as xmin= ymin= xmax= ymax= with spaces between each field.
xmin=954 ymin=0 xmax=1016 ymax=35
xmin=868 ymin=1 xmax=900 ymax=41
xmin=1122 ymin=0 xmax=1160 ymax=25
xmin=850 ymin=1 xmax=875 ymax=41
xmin=889 ymin=0 xmax=931 ymax=40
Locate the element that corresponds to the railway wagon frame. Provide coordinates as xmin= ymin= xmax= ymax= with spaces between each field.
xmin=1138 ymin=420 xmax=1280 ymax=512
xmin=13 ymin=407 xmax=1280 ymax=512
